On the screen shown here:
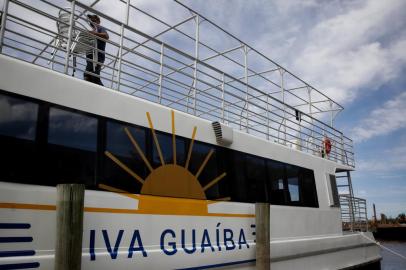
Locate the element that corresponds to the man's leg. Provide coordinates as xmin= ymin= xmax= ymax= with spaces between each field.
xmin=93 ymin=52 xmax=105 ymax=86
xmin=94 ymin=64 xmax=104 ymax=86
xmin=85 ymin=53 xmax=94 ymax=82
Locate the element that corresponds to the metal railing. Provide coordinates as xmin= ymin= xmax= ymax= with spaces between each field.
xmin=340 ymin=195 xmax=368 ymax=232
xmin=0 ymin=0 xmax=355 ymax=167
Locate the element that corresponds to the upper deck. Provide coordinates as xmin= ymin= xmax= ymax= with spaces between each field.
xmin=0 ymin=0 xmax=354 ymax=167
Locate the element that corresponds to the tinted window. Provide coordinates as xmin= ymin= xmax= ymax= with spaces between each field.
xmin=48 ymin=107 xmax=97 ymax=151
xmin=301 ymin=169 xmax=318 ymax=207
xmin=152 ymin=131 xmax=185 ymax=167
xmin=188 ymin=141 xmax=220 ymax=199
xmin=329 ymin=174 xmax=339 ymax=207
xmin=246 ymin=155 xmax=267 ymax=202
xmin=46 ymin=107 xmax=97 ymax=185
xmin=267 ymin=160 xmax=287 ymax=205
xmin=0 ymin=93 xmax=38 ymax=140
xmin=0 ymin=93 xmax=39 ymax=184
xmin=286 ymin=165 xmax=300 ymax=203
xmin=228 ymin=150 xmax=247 ymax=202
xmin=102 ymin=121 xmax=147 ymax=193
xmin=106 ymin=121 xmax=146 ymax=157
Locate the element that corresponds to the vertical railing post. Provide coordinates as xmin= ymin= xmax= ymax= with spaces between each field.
xmin=329 ymin=101 xmax=334 ymax=127
xmin=117 ymin=0 xmax=130 ymax=91
xmin=158 ymin=43 xmax=164 ymax=104
xmin=0 ymin=0 xmax=10 ymax=54
xmin=340 ymin=133 xmax=345 ymax=165
xmin=116 ymin=24 xmax=125 ymax=90
xmin=266 ymin=95 xmax=270 ymax=140
xmin=307 ymin=86 xmax=314 ymax=153
xmin=243 ymin=45 xmax=249 ymax=132
xmin=279 ymin=68 xmax=286 ymax=144
xmin=256 ymin=202 xmax=271 ymax=270
xmin=221 ymin=73 xmax=225 ymax=122
xmin=54 ymin=184 xmax=85 ymax=270
xmin=186 ymin=14 xmax=199 ymax=114
xmin=64 ymin=0 xmax=76 ymax=75
xmin=192 ymin=14 xmax=199 ymax=115
xmin=364 ymin=200 xmax=368 ymax=231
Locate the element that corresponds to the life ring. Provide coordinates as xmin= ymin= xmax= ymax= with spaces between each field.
xmin=323 ymin=137 xmax=332 ymax=155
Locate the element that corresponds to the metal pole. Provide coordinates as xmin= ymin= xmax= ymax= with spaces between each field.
xmin=330 ymin=101 xmax=334 ymax=127
xmin=244 ymin=45 xmax=249 ymax=132
xmin=64 ymin=0 xmax=76 ymax=74
xmin=54 ymin=184 xmax=85 ymax=270
xmin=266 ymin=95 xmax=270 ymax=140
xmin=0 ymin=0 xmax=10 ymax=53
xmin=340 ymin=133 xmax=345 ymax=164
xmin=346 ymin=171 xmax=355 ymax=231
xmin=192 ymin=14 xmax=199 ymax=115
xmin=221 ymin=72 xmax=225 ymax=122
xmin=255 ymin=202 xmax=271 ymax=270
xmin=117 ymin=0 xmax=130 ymax=91
xmin=158 ymin=43 xmax=164 ymax=104
xmin=307 ymin=87 xmax=314 ymax=153
xmin=279 ymin=68 xmax=286 ymax=144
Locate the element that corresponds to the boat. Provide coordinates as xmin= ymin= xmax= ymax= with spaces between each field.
xmin=0 ymin=0 xmax=381 ymax=269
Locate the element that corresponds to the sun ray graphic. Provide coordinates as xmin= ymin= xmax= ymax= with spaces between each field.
xmin=100 ymin=110 xmax=228 ymax=215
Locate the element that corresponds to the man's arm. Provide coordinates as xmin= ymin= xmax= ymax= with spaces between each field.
xmin=90 ymin=30 xmax=109 ymax=40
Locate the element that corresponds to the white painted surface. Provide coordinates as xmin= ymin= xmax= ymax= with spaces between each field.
xmin=0 ymin=55 xmax=379 ymax=269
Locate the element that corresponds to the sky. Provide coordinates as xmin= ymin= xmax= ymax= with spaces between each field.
xmin=178 ymin=0 xmax=406 ymax=218
xmin=1 ymin=0 xmax=405 ymax=218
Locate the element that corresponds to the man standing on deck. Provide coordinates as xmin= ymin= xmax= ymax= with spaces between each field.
xmin=85 ymin=14 xmax=109 ymax=86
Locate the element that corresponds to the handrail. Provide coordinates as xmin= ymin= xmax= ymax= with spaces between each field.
xmin=0 ymin=0 xmax=355 ymax=167
xmin=339 ymin=195 xmax=368 ymax=232
xmin=173 ymin=0 xmax=345 ymax=112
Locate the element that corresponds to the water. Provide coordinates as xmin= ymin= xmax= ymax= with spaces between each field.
xmin=380 ymin=241 xmax=406 ymax=270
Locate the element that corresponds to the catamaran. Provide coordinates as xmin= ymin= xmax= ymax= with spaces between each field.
xmin=0 ymin=0 xmax=381 ymax=269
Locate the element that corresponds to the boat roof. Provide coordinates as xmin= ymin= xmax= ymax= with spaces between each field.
xmin=0 ymin=0 xmax=354 ymax=168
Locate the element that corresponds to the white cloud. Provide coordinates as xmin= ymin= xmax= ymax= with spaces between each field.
xmin=180 ymin=0 xmax=406 ymax=114
xmin=291 ymin=0 xmax=406 ymax=103
xmin=351 ymin=92 xmax=406 ymax=142
xmin=357 ymin=186 xmax=406 ymax=199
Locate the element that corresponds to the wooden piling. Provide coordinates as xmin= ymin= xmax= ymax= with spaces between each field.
xmin=256 ymin=202 xmax=271 ymax=270
xmin=55 ymin=184 xmax=85 ymax=270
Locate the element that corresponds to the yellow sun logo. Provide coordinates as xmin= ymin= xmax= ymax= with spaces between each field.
xmin=99 ymin=110 xmax=228 ymax=216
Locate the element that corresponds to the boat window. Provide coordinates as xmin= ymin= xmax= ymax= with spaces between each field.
xmin=301 ymin=169 xmax=319 ymax=207
xmin=0 ymin=93 xmax=319 ymax=207
xmin=0 ymin=92 xmax=39 ymax=184
xmin=152 ymin=131 xmax=185 ymax=167
xmin=229 ymin=150 xmax=248 ymax=202
xmin=286 ymin=165 xmax=300 ymax=203
xmin=328 ymin=174 xmax=340 ymax=207
xmin=246 ymin=155 xmax=268 ymax=203
xmin=48 ymin=107 xmax=97 ymax=151
xmin=188 ymin=141 xmax=220 ymax=200
xmin=267 ymin=160 xmax=287 ymax=205
xmin=102 ymin=121 xmax=147 ymax=193
xmin=106 ymin=121 xmax=146 ymax=158
xmin=46 ymin=107 xmax=97 ymax=185
xmin=0 ymin=93 xmax=38 ymax=140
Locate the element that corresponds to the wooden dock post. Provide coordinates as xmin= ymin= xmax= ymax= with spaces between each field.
xmin=256 ymin=202 xmax=271 ymax=270
xmin=55 ymin=184 xmax=85 ymax=270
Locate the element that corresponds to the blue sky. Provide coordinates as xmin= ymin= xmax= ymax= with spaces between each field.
xmin=2 ymin=0 xmax=405 ymax=218
xmin=177 ymin=0 xmax=406 ymax=218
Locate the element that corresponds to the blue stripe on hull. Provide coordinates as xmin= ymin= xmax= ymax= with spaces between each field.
xmin=0 ymin=224 xmax=31 ymax=229
xmin=0 ymin=251 xmax=35 ymax=257
xmin=0 ymin=263 xmax=40 ymax=270
xmin=0 ymin=237 xmax=33 ymax=243
xmin=176 ymin=259 xmax=256 ymax=269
